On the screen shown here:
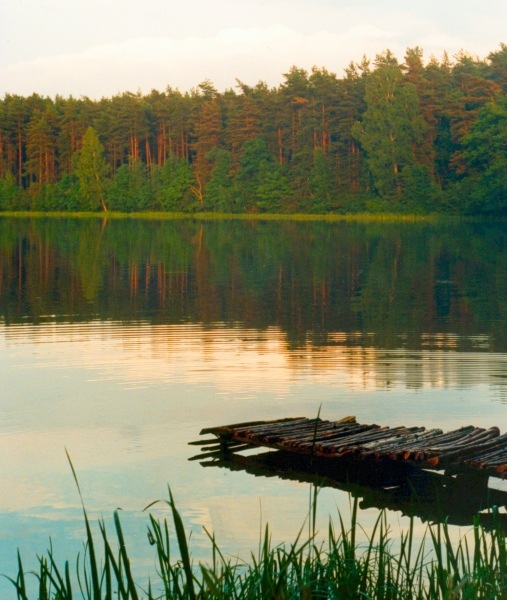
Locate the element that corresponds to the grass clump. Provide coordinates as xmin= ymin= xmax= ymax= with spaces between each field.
xmin=6 ymin=484 xmax=507 ymax=600
xmin=5 ymin=458 xmax=507 ymax=599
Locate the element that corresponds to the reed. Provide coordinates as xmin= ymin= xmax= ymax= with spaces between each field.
xmin=7 ymin=485 xmax=507 ymax=600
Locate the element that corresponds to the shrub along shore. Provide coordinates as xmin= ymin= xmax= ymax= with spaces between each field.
xmin=8 ymin=487 xmax=507 ymax=600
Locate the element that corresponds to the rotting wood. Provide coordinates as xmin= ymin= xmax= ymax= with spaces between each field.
xmin=188 ymin=444 xmax=253 ymax=461
xmin=191 ymin=416 xmax=507 ymax=479
xmin=200 ymin=417 xmax=304 ymax=436
xmin=188 ymin=438 xmax=230 ymax=446
xmin=431 ymin=433 xmax=507 ymax=466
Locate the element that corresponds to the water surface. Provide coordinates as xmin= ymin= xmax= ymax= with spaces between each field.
xmin=0 ymin=217 xmax=506 ymax=595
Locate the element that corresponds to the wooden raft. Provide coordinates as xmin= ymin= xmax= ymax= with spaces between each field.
xmin=191 ymin=416 xmax=507 ymax=478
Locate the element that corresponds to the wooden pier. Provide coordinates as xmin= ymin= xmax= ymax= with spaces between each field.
xmin=191 ymin=416 xmax=507 ymax=479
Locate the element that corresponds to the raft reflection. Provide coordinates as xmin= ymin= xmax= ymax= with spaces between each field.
xmin=198 ymin=450 xmax=507 ymax=532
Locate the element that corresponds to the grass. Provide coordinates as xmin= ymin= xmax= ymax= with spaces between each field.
xmin=0 ymin=209 xmax=443 ymax=223
xmin=5 ymin=482 xmax=507 ymax=599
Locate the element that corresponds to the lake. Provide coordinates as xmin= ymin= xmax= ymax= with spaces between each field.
xmin=0 ymin=216 xmax=506 ymax=596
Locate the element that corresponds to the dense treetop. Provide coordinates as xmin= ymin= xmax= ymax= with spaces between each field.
xmin=0 ymin=45 xmax=505 ymax=215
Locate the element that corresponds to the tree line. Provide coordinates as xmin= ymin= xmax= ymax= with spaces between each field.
xmin=0 ymin=45 xmax=505 ymax=215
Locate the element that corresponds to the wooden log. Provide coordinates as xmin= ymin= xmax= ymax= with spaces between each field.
xmin=482 ymin=458 xmax=507 ymax=468
xmin=196 ymin=415 xmax=507 ymax=480
xmin=234 ymin=419 xmax=321 ymax=439
xmin=200 ymin=417 xmax=305 ymax=436
xmin=314 ymin=426 xmax=391 ymax=449
xmin=416 ymin=426 xmax=478 ymax=449
xmin=188 ymin=444 xmax=254 ymax=461
xmin=238 ymin=422 xmax=334 ymax=444
xmin=311 ymin=425 xmax=380 ymax=446
xmin=483 ymin=450 xmax=507 ymax=463
xmin=333 ymin=427 xmax=412 ymax=447
xmin=264 ymin=424 xmax=369 ymax=445
xmin=389 ymin=429 xmax=462 ymax=453
xmin=428 ymin=434 xmax=507 ymax=466
xmin=360 ymin=432 xmax=432 ymax=457
xmin=334 ymin=415 xmax=358 ymax=425
xmin=396 ymin=428 xmax=486 ymax=460
xmin=372 ymin=429 xmax=443 ymax=454
xmin=233 ymin=417 xmax=313 ymax=433
xmin=360 ymin=428 xmax=425 ymax=449
xmin=193 ymin=440 xmax=251 ymax=452
xmin=426 ymin=427 xmax=498 ymax=453
xmin=466 ymin=439 xmax=507 ymax=463
xmin=467 ymin=449 xmax=507 ymax=468
xmin=189 ymin=438 xmax=229 ymax=446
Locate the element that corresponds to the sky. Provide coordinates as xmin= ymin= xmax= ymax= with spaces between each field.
xmin=1 ymin=0 xmax=505 ymax=99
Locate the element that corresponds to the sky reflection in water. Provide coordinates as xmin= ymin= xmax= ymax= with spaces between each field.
xmin=0 ymin=218 xmax=506 ymax=596
xmin=1 ymin=320 xmax=507 ymax=594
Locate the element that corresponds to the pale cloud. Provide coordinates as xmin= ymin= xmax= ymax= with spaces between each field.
xmin=0 ymin=27 xmax=479 ymax=99
xmin=0 ymin=0 xmax=505 ymax=98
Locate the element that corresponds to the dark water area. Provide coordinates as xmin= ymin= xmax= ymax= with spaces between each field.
xmin=0 ymin=216 xmax=506 ymax=596
xmin=1 ymin=217 xmax=506 ymax=352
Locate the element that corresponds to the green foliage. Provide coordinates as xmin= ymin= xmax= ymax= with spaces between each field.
xmin=0 ymin=172 xmax=23 ymax=210
xmin=74 ymin=127 xmax=110 ymax=211
xmin=108 ymin=160 xmax=151 ymax=212
xmin=8 ymin=487 xmax=507 ymax=599
xmin=236 ymin=137 xmax=291 ymax=211
xmin=50 ymin=174 xmax=81 ymax=210
xmin=461 ymin=94 xmax=507 ymax=215
xmin=203 ymin=148 xmax=236 ymax=211
xmin=255 ymin=162 xmax=291 ymax=212
xmin=353 ymin=60 xmax=427 ymax=200
xmin=152 ymin=157 xmax=196 ymax=211
xmin=487 ymin=43 xmax=507 ymax=92
xmin=0 ymin=45 xmax=505 ymax=215
xmin=30 ymin=174 xmax=81 ymax=211
xmin=400 ymin=165 xmax=440 ymax=212
xmin=309 ymin=148 xmax=334 ymax=212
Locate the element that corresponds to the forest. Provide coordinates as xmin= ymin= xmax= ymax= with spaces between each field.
xmin=0 ymin=45 xmax=505 ymax=216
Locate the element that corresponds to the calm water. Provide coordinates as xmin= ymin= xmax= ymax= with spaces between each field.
xmin=0 ymin=217 xmax=506 ymax=595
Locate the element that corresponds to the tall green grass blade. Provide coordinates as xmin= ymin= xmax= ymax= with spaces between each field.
xmin=168 ymin=487 xmax=196 ymax=600
xmin=38 ymin=543 xmax=73 ymax=600
xmin=65 ymin=559 xmax=73 ymax=600
xmin=428 ymin=522 xmax=447 ymax=596
xmin=7 ymin=477 xmax=507 ymax=600
xmin=310 ymin=403 xmax=322 ymax=460
xmin=65 ymin=449 xmax=101 ymax=600
xmin=148 ymin=515 xmax=173 ymax=597
xmin=98 ymin=520 xmax=128 ymax=599
xmin=7 ymin=550 xmax=30 ymax=600
xmin=493 ymin=507 xmax=507 ymax=599
xmin=102 ymin=541 xmax=111 ymax=600
xmin=442 ymin=519 xmax=460 ymax=591
xmin=38 ymin=557 xmax=48 ymax=600
xmin=113 ymin=510 xmax=139 ymax=600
